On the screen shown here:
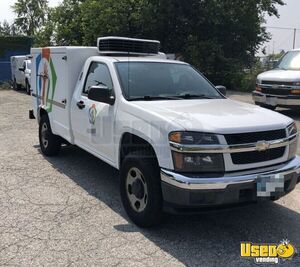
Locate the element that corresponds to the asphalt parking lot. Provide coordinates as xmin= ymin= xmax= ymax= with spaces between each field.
xmin=0 ymin=88 xmax=300 ymax=266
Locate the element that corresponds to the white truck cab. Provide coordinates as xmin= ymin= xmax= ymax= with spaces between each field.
xmin=253 ymin=49 xmax=300 ymax=109
xmin=11 ymin=55 xmax=31 ymax=94
xmin=30 ymin=37 xmax=300 ymax=227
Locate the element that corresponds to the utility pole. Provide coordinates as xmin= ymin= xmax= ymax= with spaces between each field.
xmin=293 ymin=28 xmax=297 ymax=49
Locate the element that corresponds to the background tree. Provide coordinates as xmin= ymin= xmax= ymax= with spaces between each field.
xmin=12 ymin=0 xmax=48 ymax=36
xmin=50 ymin=0 xmax=85 ymax=45
xmin=0 ymin=21 xmax=20 ymax=36
xmin=9 ymin=0 xmax=284 ymax=90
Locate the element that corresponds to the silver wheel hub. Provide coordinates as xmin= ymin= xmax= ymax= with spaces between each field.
xmin=41 ymin=122 xmax=49 ymax=148
xmin=126 ymin=167 xmax=148 ymax=213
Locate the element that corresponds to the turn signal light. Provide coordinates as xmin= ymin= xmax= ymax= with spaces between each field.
xmin=169 ymin=132 xmax=182 ymax=143
xmin=291 ymin=89 xmax=300 ymax=94
xmin=256 ymin=86 xmax=262 ymax=92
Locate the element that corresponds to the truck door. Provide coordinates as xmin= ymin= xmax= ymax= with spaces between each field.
xmin=71 ymin=61 xmax=116 ymax=164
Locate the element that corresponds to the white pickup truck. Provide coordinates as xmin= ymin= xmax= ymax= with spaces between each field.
xmin=11 ymin=55 xmax=31 ymax=94
xmin=29 ymin=37 xmax=300 ymax=227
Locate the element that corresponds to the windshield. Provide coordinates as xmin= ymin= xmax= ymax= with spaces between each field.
xmin=115 ymin=62 xmax=222 ymax=100
xmin=276 ymin=51 xmax=300 ymax=70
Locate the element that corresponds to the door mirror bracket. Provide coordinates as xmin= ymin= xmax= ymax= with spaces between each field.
xmin=215 ymin=85 xmax=227 ymax=96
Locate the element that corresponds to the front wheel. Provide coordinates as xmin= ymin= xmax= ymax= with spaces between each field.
xmin=120 ymin=151 xmax=163 ymax=228
xmin=39 ymin=115 xmax=61 ymax=156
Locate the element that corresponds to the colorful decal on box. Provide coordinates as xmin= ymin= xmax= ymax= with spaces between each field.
xmin=36 ymin=48 xmax=57 ymax=113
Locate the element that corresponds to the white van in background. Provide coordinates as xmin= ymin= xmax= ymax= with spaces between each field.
xmin=253 ymin=49 xmax=300 ymax=110
xmin=11 ymin=55 xmax=32 ymax=94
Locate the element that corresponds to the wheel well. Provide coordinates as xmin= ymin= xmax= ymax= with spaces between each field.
xmin=119 ymin=133 xmax=157 ymax=166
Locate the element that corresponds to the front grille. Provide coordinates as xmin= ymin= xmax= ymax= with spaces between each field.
xmin=231 ymin=147 xmax=286 ymax=164
xmin=261 ymin=88 xmax=291 ymax=95
xmin=225 ymin=129 xmax=287 ymax=164
xmin=261 ymin=80 xmax=294 ymax=86
xmin=225 ymin=129 xmax=286 ymax=145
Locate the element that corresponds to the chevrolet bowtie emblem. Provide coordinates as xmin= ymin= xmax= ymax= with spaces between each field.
xmin=256 ymin=141 xmax=270 ymax=152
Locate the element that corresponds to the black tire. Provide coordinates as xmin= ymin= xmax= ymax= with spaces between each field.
xmin=120 ymin=151 xmax=163 ymax=228
xmin=25 ymin=80 xmax=30 ymax=95
xmin=39 ymin=115 xmax=61 ymax=156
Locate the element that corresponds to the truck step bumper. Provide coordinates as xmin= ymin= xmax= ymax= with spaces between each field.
xmin=161 ymin=156 xmax=300 ymax=210
xmin=253 ymin=92 xmax=300 ymax=107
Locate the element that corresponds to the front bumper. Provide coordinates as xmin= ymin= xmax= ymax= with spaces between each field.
xmin=253 ymin=91 xmax=300 ymax=107
xmin=161 ymin=156 xmax=300 ymax=210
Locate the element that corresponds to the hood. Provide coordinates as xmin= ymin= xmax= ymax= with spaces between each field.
xmin=131 ymin=99 xmax=293 ymax=134
xmin=258 ymin=69 xmax=300 ymax=82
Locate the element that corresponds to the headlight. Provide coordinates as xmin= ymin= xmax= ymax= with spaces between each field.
xmin=169 ymin=132 xmax=219 ymax=145
xmin=287 ymin=123 xmax=298 ymax=160
xmin=169 ymin=132 xmax=225 ymax=173
xmin=171 ymin=152 xmax=225 ymax=173
xmin=287 ymin=122 xmax=297 ymax=137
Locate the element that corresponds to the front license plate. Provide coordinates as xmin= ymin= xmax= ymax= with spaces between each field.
xmin=266 ymin=96 xmax=277 ymax=106
xmin=257 ymin=174 xmax=284 ymax=197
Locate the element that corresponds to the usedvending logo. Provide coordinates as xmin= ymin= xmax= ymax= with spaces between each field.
xmin=241 ymin=240 xmax=296 ymax=264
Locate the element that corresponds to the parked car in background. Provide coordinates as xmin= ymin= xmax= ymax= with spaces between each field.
xmin=253 ymin=49 xmax=300 ymax=110
xmin=11 ymin=55 xmax=31 ymax=94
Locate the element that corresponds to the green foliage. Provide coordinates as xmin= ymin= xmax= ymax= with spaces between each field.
xmin=51 ymin=0 xmax=84 ymax=45
xmin=78 ymin=0 xmax=284 ymax=89
xmin=0 ymin=21 xmax=20 ymax=36
xmin=12 ymin=0 xmax=48 ymax=36
xmin=9 ymin=0 xmax=285 ymax=90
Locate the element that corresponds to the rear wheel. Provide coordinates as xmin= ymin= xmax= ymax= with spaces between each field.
xmin=120 ymin=151 xmax=163 ymax=227
xmin=39 ymin=115 xmax=61 ymax=156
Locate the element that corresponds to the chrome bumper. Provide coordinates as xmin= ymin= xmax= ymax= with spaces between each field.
xmin=161 ymin=156 xmax=300 ymax=190
xmin=253 ymin=92 xmax=300 ymax=107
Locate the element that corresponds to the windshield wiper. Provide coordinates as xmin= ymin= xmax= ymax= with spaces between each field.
xmin=172 ymin=94 xmax=215 ymax=99
xmin=128 ymin=95 xmax=181 ymax=101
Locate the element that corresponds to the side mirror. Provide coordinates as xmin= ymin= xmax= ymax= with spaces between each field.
xmin=215 ymin=85 xmax=226 ymax=96
xmin=19 ymin=67 xmax=25 ymax=72
xmin=88 ymin=85 xmax=115 ymax=105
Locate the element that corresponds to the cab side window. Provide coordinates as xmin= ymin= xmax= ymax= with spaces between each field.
xmin=83 ymin=62 xmax=113 ymax=95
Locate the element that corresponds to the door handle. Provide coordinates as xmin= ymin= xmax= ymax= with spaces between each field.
xmin=77 ymin=101 xmax=85 ymax=109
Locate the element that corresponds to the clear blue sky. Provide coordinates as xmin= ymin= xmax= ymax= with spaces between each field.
xmin=0 ymin=0 xmax=299 ymax=54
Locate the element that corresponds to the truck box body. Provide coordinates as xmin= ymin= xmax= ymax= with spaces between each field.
xmin=31 ymin=47 xmax=98 ymax=141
